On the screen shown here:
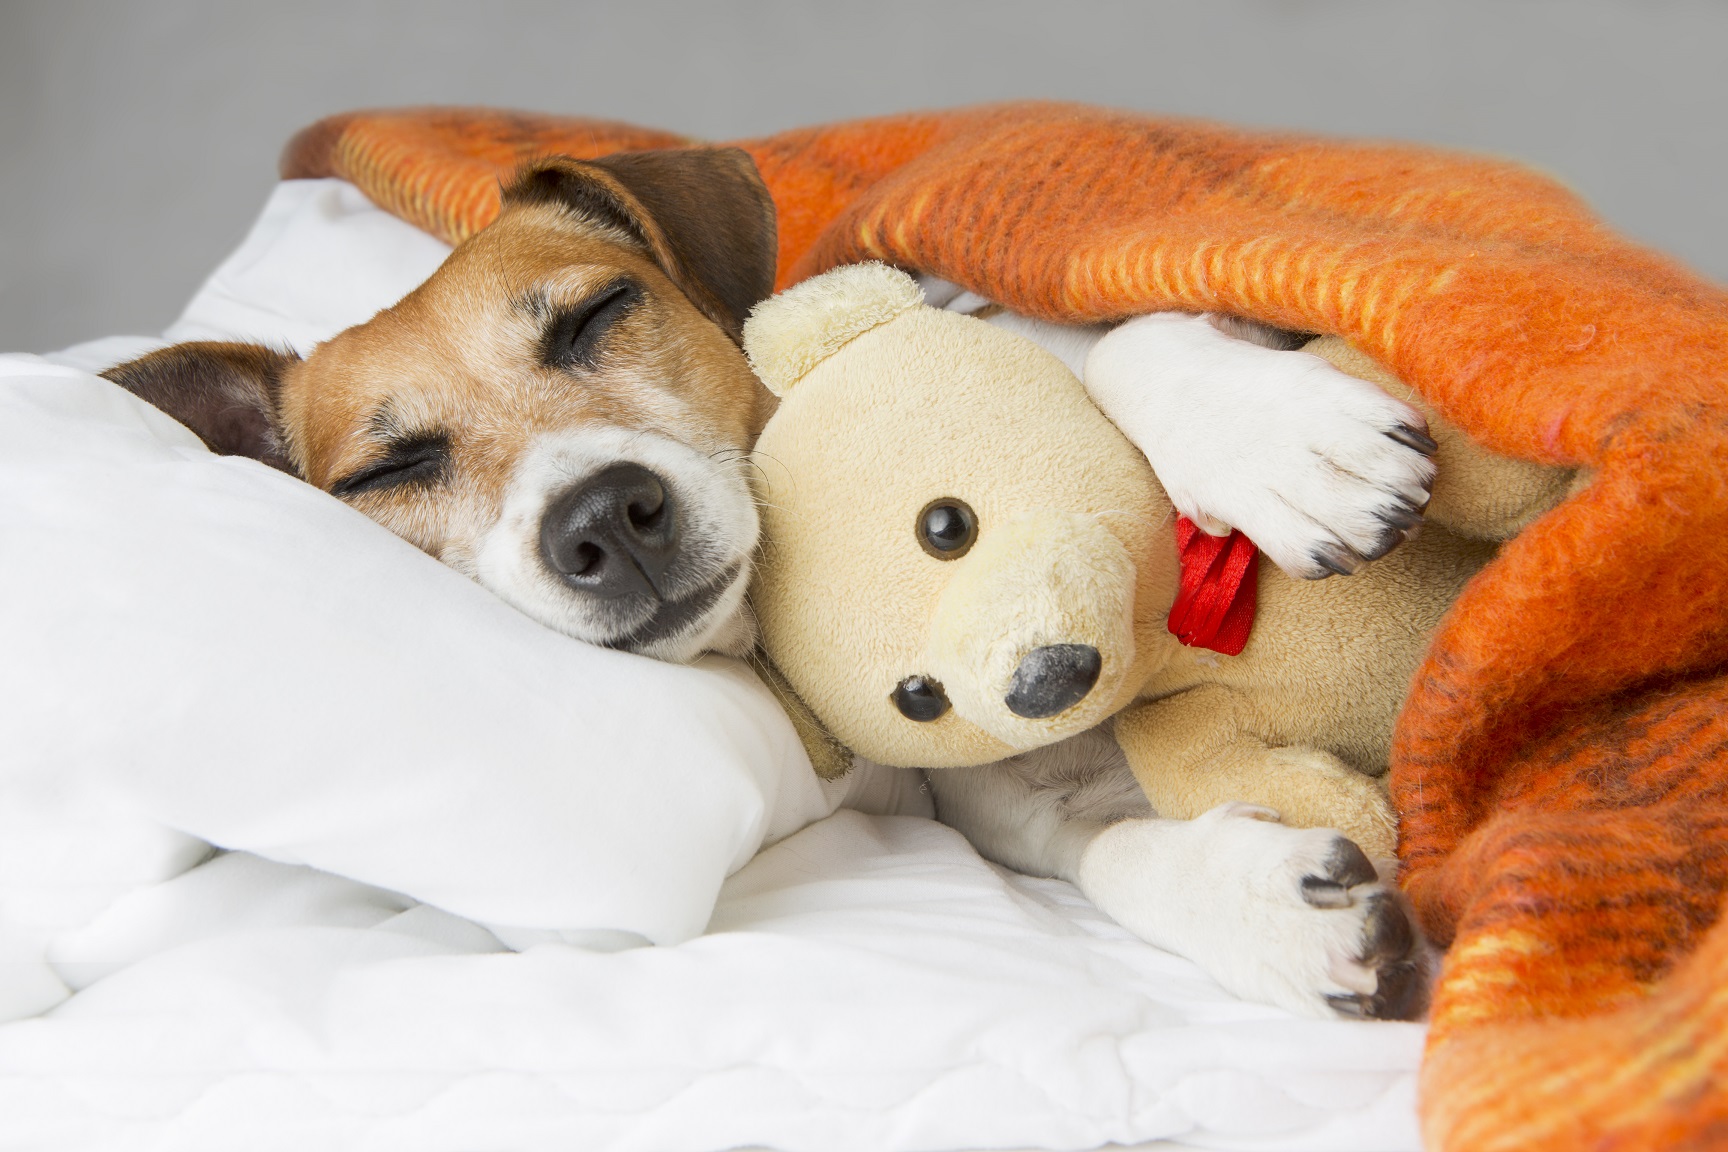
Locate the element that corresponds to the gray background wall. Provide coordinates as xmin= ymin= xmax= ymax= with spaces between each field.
xmin=2 ymin=0 xmax=1724 ymax=353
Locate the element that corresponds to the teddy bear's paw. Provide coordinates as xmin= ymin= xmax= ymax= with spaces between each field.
xmin=1083 ymin=313 xmax=1437 ymax=580
xmin=1077 ymin=809 xmax=1430 ymax=1020
xmin=1251 ymin=747 xmax=1399 ymax=861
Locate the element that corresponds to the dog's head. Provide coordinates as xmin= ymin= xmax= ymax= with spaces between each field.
xmin=106 ymin=148 xmax=779 ymax=662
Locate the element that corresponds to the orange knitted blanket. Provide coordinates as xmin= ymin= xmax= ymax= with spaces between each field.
xmin=284 ymin=104 xmax=1728 ymax=1151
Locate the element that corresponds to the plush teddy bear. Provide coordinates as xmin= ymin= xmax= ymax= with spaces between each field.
xmin=743 ymin=263 xmax=1572 ymax=861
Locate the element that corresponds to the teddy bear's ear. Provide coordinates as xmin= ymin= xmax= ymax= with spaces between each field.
xmin=741 ymin=262 xmax=925 ymax=396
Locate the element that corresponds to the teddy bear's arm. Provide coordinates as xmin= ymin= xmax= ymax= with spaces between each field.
xmin=1112 ymin=686 xmax=1397 ymax=860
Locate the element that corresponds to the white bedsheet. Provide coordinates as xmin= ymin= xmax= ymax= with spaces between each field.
xmin=0 ymin=179 xmax=1423 ymax=1151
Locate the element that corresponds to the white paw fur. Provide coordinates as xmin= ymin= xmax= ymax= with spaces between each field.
xmin=1076 ymin=803 xmax=1427 ymax=1019
xmin=1082 ymin=313 xmax=1437 ymax=579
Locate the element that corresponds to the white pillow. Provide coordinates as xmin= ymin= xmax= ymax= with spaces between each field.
xmin=0 ymin=182 xmax=836 ymax=997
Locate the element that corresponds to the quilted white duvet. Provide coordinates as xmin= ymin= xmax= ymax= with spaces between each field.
xmin=0 ymin=180 xmax=1423 ymax=1151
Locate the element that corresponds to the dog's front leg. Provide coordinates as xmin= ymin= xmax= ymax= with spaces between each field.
xmin=920 ymin=727 xmax=1150 ymax=882
xmin=924 ymin=762 xmax=1115 ymax=885
xmin=1082 ymin=313 xmax=1438 ymax=579
xmin=925 ymin=735 xmax=1426 ymax=1019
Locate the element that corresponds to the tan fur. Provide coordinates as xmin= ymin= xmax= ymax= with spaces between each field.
xmin=1112 ymin=339 xmax=1569 ymax=855
xmin=275 ymin=205 xmax=768 ymax=568
xmin=103 ymin=150 xmax=781 ymax=660
xmin=1124 ymin=528 xmax=1495 ymax=856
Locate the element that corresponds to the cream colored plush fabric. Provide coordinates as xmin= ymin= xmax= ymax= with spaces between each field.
xmin=743 ymin=262 xmax=924 ymax=396
xmin=748 ymin=268 xmax=1175 ymax=768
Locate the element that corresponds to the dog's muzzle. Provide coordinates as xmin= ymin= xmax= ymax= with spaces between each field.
xmin=538 ymin=461 xmax=744 ymax=653
xmin=541 ymin=462 xmax=680 ymax=600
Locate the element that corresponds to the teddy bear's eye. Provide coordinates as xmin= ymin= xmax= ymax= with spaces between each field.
xmin=917 ymin=498 xmax=978 ymax=559
xmin=892 ymin=675 xmax=951 ymax=722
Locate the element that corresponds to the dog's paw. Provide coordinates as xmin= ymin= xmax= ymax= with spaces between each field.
xmin=1078 ymin=806 xmax=1430 ymax=1020
xmin=1204 ymin=352 xmax=1437 ymax=580
xmin=1267 ymin=824 xmax=1429 ymax=1020
xmin=1083 ymin=314 xmax=1437 ymax=580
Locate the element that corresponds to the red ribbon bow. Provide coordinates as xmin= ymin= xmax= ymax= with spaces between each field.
xmin=1166 ymin=516 xmax=1258 ymax=656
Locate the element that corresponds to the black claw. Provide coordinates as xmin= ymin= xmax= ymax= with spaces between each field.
xmin=1301 ymin=876 xmax=1353 ymax=908
xmin=1356 ymin=501 xmax=1426 ymax=564
xmin=1323 ymin=838 xmax=1379 ymax=888
xmin=1309 ymin=543 xmax=1360 ymax=578
xmin=1392 ymin=490 xmax=1428 ymax=514
xmin=1386 ymin=424 xmax=1440 ymax=454
xmin=1326 ymin=993 xmax=1369 ymax=1019
xmin=1357 ymin=893 xmax=1417 ymax=966
xmin=1358 ymin=527 xmax=1406 ymax=564
xmin=1379 ymin=503 xmax=1425 ymax=533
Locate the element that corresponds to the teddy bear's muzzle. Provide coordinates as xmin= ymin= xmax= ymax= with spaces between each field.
xmin=927 ymin=511 xmax=1138 ymax=750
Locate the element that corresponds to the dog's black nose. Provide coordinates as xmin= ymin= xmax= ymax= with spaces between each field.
xmin=1004 ymin=644 xmax=1102 ymax=718
xmin=541 ymin=463 xmax=679 ymax=600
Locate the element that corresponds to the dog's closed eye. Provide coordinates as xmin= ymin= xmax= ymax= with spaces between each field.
xmin=539 ymin=279 xmax=643 ymax=371
xmin=331 ymin=432 xmax=453 ymax=498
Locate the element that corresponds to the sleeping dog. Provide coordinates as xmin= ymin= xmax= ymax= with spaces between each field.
xmin=105 ymin=147 xmax=1435 ymax=1018
xmin=108 ymin=150 xmax=777 ymax=663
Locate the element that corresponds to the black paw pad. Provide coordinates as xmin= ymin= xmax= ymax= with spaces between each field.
xmin=1380 ymin=499 xmax=1425 ymax=533
xmin=1356 ymin=893 xmax=1416 ymax=967
xmin=1327 ymin=896 xmax=1429 ymax=1022
xmin=1361 ymin=502 xmax=1425 ymax=563
xmin=1358 ymin=525 xmax=1406 ymax=564
xmin=1325 ymin=838 xmax=1379 ymax=887
xmin=1300 ymin=838 xmax=1379 ymax=907
xmin=1300 ymin=875 xmax=1352 ymax=908
xmin=1368 ymin=957 xmax=1431 ymax=1021
xmin=1325 ymin=959 xmax=1429 ymax=1022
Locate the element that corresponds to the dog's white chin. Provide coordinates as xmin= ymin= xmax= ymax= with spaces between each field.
xmin=635 ymin=577 xmax=758 ymax=664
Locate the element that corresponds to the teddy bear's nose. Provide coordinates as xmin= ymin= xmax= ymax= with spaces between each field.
xmin=540 ymin=463 xmax=679 ymax=600
xmin=1005 ymin=645 xmax=1102 ymax=718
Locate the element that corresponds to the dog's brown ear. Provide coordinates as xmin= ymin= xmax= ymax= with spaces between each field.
xmin=503 ymin=148 xmax=778 ymax=343
xmin=102 ymin=342 xmax=300 ymax=475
